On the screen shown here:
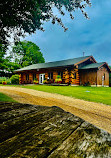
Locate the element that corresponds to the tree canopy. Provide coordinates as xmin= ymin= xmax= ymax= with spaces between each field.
xmin=10 ymin=41 xmax=45 ymax=67
xmin=0 ymin=41 xmax=45 ymax=76
xmin=0 ymin=0 xmax=91 ymax=49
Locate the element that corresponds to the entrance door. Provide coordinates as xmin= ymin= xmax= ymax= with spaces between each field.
xmin=102 ymin=75 xmax=104 ymax=87
xmin=39 ymin=74 xmax=45 ymax=84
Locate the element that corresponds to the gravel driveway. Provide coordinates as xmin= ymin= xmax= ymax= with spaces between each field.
xmin=0 ymin=86 xmax=111 ymax=133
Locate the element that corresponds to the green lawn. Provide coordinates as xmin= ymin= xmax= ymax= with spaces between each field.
xmin=4 ymin=84 xmax=111 ymax=105
xmin=0 ymin=92 xmax=16 ymax=102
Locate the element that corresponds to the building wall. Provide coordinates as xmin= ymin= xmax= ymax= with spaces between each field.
xmin=79 ymin=69 xmax=97 ymax=85
xmin=79 ymin=67 xmax=109 ymax=86
xmin=18 ymin=67 xmax=79 ymax=85
xmin=97 ymin=67 xmax=109 ymax=86
xmin=71 ymin=66 xmax=79 ymax=85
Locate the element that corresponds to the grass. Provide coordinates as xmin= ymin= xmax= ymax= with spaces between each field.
xmin=0 ymin=92 xmax=16 ymax=102
xmin=1 ymin=84 xmax=111 ymax=105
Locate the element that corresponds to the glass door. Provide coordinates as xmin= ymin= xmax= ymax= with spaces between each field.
xmin=39 ymin=74 xmax=45 ymax=84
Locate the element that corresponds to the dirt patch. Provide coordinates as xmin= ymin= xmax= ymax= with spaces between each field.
xmin=0 ymin=86 xmax=111 ymax=133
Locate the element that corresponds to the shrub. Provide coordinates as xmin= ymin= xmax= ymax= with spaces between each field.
xmin=56 ymin=75 xmax=61 ymax=79
xmin=10 ymin=75 xmax=19 ymax=84
xmin=0 ymin=77 xmax=6 ymax=84
xmin=43 ymin=80 xmax=48 ymax=84
xmin=0 ymin=77 xmax=11 ymax=84
xmin=0 ymin=79 xmax=3 ymax=84
xmin=55 ymin=75 xmax=62 ymax=83
xmin=83 ymin=81 xmax=91 ymax=86
xmin=55 ymin=78 xmax=62 ymax=83
xmin=2 ymin=81 xmax=7 ymax=85
xmin=33 ymin=80 xmax=39 ymax=84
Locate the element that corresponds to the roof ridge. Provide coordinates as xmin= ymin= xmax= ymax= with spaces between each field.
xmin=79 ymin=62 xmax=108 ymax=70
xmin=14 ymin=55 xmax=92 ymax=72
xmin=44 ymin=55 xmax=91 ymax=64
xmin=18 ymin=56 xmax=91 ymax=67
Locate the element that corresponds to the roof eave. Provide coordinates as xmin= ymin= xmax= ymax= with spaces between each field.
xmin=98 ymin=62 xmax=111 ymax=72
xmin=14 ymin=64 xmax=76 ymax=73
xmin=79 ymin=67 xmax=98 ymax=70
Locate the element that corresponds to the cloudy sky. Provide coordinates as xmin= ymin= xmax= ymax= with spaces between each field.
xmin=24 ymin=0 xmax=111 ymax=65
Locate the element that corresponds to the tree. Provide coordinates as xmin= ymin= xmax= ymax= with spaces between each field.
xmin=10 ymin=41 xmax=45 ymax=67
xmin=0 ymin=45 xmax=7 ymax=73
xmin=0 ymin=0 xmax=91 ymax=49
xmin=0 ymin=41 xmax=45 ymax=76
xmin=0 ymin=48 xmax=20 ymax=76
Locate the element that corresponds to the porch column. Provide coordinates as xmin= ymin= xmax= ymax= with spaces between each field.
xmin=53 ymin=71 xmax=58 ymax=80
xmin=63 ymin=69 xmax=69 ymax=84
xmin=19 ymin=74 xmax=22 ymax=84
xmin=36 ymin=74 xmax=39 ymax=82
xmin=75 ymin=65 xmax=80 ymax=85
xmin=69 ymin=70 xmax=74 ymax=84
xmin=29 ymin=73 xmax=33 ymax=83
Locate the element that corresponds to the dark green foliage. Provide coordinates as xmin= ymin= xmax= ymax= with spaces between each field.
xmin=4 ymin=60 xmax=20 ymax=73
xmin=0 ymin=45 xmax=6 ymax=70
xmin=0 ymin=0 xmax=91 ymax=48
xmin=0 ymin=44 xmax=20 ymax=76
xmin=0 ymin=77 xmax=11 ymax=84
xmin=10 ymin=74 xmax=19 ymax=84
xmin=10 ymin=41 xmax=45 ymax=67
xmin=0 ymin=41 xmax=45 ymax=76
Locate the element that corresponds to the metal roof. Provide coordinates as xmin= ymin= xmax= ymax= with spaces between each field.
xmin=79 ymin=62 xmax=105 ymax=69
xmin=15 ymin=56 xmax=91 ymax=72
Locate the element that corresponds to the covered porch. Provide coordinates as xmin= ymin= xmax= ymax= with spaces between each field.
xmin=18 ymin=66 xmax=80 ymax=85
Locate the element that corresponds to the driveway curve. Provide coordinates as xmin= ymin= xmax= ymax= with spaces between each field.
xmin=0 ymin=86 xmax=111 ymax=133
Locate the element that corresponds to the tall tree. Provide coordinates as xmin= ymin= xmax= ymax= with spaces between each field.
xmin=10 ymin=41 xmax=45 ymax=67
xmin=0 ymin=44 xmax=6 ymax=70
xmin=0 ymin=0 xmax=91 ymax=49
xmin=0 ymin=45 xmax=20 ymax=76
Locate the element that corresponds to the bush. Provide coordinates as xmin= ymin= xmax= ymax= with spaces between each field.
xmin=33 ymin=80 xmax=39 ymax=84
xmin=10 ymin=75 xmax=19 ymax=84
xmin=43 ymin=80 xmax=48 ymax=84
xmin=83 ymin=81 xmax=91 ymax=86
xmin=0 ymin=77 xmax=11 ymax=84
xmin=2 ymin=81 xmax=7 ymax=85
xmin=56 ymin=75 xmax=61 ymax=79
xmin=55 ymin=78 xmax=62 ymax=83
xmin=55 ymin=75 xmax=62 ymax=83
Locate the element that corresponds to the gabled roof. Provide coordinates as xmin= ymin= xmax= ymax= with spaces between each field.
xmin=15 ymin=56 xmax=92 ymax=72
xmin=79 ymin=62 xmax=111 ymax=71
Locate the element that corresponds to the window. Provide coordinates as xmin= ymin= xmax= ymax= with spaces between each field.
xmin=74 ymin=72 xmax=76 ymax=79
xmin=58 ymin=72 xmax=60 ymax=76
xmin=26 ymin=74 xmax=29 ymax=80
xmin=33 ymin=74 xmax=36 ymax=80
xmin=43 ymin=74 xmax=45 ymax=80
xmin=61 ymin=72 xmax=63 ymax=79
xmin=48 ymin=72 xmax=53 ymax=79
xmin=104 ymin=73 xmax=105 ymax=80
xmin=51 ymin=72 xmax=53 ymax=79
xmin=58 ymin=72 xmax=63 ymax=78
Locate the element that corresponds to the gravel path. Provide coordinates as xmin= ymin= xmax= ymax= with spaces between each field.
xmin=0 ymin=86 xmax=111 ymax=133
